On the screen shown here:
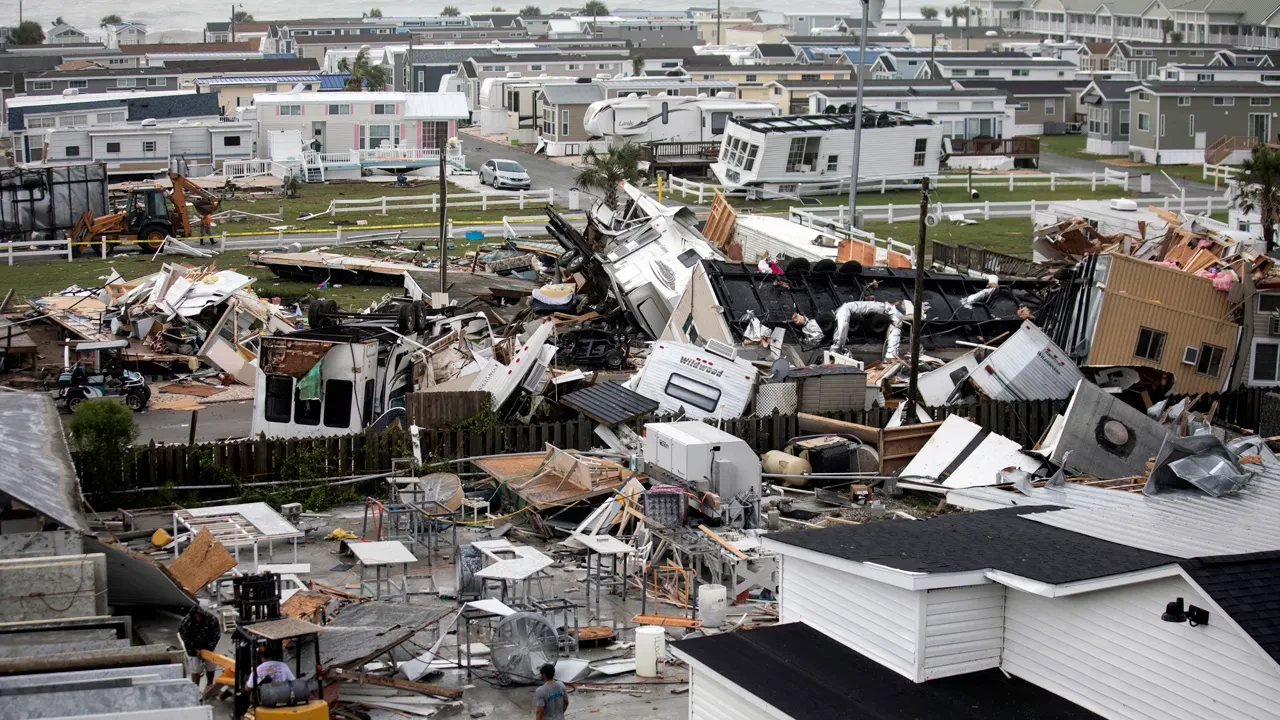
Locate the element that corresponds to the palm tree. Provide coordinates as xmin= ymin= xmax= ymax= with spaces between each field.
xmin=582 ymin=0 xmax=609 ymax=19
xmin=365 ymin=7 xmax=383 ymax=17
xmin=338 ymin=47 xmax=390 ymax=91
xmin=944 ymin=5 xmax=969 ymax=26
xmin=520 ymin=5 xmax=542 ymax=15
xmin=233 ymin=10 xmax=255 ymax=23
xmin=631 ymin=55 xmax=644 ymax=76
xmin=12 ymin=21 xmax=44 ymax=45
xmin=574 ymin=142 xmax=645 ymax=211
xmin=492 ymin=5 xmax=506 ymax=10
xmin=1161 ymin=18 xmax=1174 ymax=42
xmin=53 ymin=16 xmax=66 ymax=27
xmin=1235 ymin=143 xmax=1280 ymax=252
xmin=100 ymin=14 xmax=123 ymax=27
xmin=920 ymin=6 xmax=939 ymax=19
xmin=441 ymin=6 xmax=462 ymax=16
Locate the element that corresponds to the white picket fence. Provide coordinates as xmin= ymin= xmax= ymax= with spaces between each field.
xmin=326 ymin=189 xmax=556 ymax=216
xmin=1202 ymin=162 xmax=1243 ymax=191
xmin=1 ymin=239 xmax=74 ymax=265
xmin=667 ymin=170 xmax=1131 ymax=204
xmin=790 ymin=193 xmax=1230 ymax=229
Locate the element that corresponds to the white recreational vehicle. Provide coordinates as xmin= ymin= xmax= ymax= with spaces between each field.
xmin=582 ymin=93 xmax=779 ymax=145
xmin=630 ymin=340 xmax=758 ymax=420
xmin=476 ymin=74 xmax=577 ymax=134
xmin=711 ymin=110 xmax=944 ymax=197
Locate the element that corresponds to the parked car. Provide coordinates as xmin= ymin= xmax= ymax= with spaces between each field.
xmin=479 ymin=159 xmax=532 ymax=190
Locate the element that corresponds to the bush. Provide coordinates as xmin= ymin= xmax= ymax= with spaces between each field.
xmin=67 ymin=399 xmax=139 ymax=498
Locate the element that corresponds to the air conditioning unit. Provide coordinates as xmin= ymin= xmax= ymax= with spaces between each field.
xmin=1182 ymin=346 xmax=1199 ymax=365
xmin=1129 ymin=149 xmax=1144 ymax=162
xmin=1271 ymin=312 xmax=1280 ymax=335
xmin=703 ymin=338 xmax=738 ymax=361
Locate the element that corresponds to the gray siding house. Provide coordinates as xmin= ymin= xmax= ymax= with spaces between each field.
xmin=968 ymin=80 xmax=1085 ymax=135
xmin=24 ymin=67 xmax=180 ymax=96
xmin=1107 ymin=42 xmax=1228 ymax=80
xmin=593 ymin=20 xmax=702 ymax=48
xmin=536 ymin=82 xmax=606 ymax=156
xmin=1077 ymin=80 xmax=1133 ymax=155
xmin=1127 ymin=80 xmax=1280 ymax=164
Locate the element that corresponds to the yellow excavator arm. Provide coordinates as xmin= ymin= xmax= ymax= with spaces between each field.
xmin=168 ymin=172 xmax=222 ymax=236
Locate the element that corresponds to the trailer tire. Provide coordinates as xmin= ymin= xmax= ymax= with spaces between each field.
xmin=410 ymin=299 xmax=428 ymax=333
xmin=396 ymin=304 xmax=414 ymax=334
xmin=812 ymin=259 xmax=837 ymax=274
xmin=867 ymin=314 xmax=891 ymax=334
xmin=839 ymin=260 xmax=863 ymax=275
xmin=785 ymin=258 xmax=811 ymax=274
xmin=125 ymin=390 xmax=147 ymax=411
xmin=604 ymin=348 xmax=626 ymax=370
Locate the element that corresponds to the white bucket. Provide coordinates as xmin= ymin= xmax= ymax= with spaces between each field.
xmin=634 ymin=626 xmax=666 ymax=678
xmin=698 ymin=584 xmax=728 ymax=627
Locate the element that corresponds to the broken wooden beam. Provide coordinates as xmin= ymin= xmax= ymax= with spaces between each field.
xmin=327 ymin=667 xmax=463 ymax=700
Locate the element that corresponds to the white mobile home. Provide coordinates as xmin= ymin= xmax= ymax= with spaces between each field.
xmin=42 ymin=120 xmax=254 ymax=174
xmin=712 ymin=111 xmax=944 ymax=196
xmin=582 ymin=93 xmax=779 ymax=145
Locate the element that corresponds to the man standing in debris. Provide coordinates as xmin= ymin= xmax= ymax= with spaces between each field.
xmin=199 ymin=212 xmax=213 ymax=245
xmin=535 ymin=662 xmax=568 ymax=720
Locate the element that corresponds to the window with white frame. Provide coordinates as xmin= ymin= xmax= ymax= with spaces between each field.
xmin=1197 ymin=73 xmax=1214 ymax=81
xmin=1103 ymin=108 xmax=1109 ymax=135
xmin=567 ymin=63 xmax=582 ymax=70
xmin=1045 ymin=98 xmax=1056 ymax=115
xmin=1178 ymin=96 xmax=1190 ymax=106
xmin=1088 ymin=107 xmax=1101 ymax=134
xmin=1252 ymin=340 xmax=1280 ymax=383
xmin=1137 ymin=90 xmax=1150 ymax=101
xmin=913 ymin=137 xmax=927 ymax=167
xmin=26 ymin=117 xmax=55 ymax=129
xmin=116 ymin=78 xmax=137 ymax=88
xmin=328 ymin=104 xmax=351 ymax=115
xmin=70 ymin=80 xmax=87 ymax=89
xmin=826 ymin=154 xmax=839 ymax=172
xmin=97 ymin=111 xmax=125 ymax=123
xmin=974 ymin=69 xmax=990 ymax=76
xmin=1137 ymin=112 xmax=1150 ymax=131
xmin=745 ymin=74 xmax=757 ymax=82
xmin=785 ymin=136 xmax=820 ymax=172
xmin=360 ymin=124 xmax=400 ymax=149
xmin=31 ymin=81 xmax=52 ymax=90
xmin=1252 ymin=97 xmax=1273 ymax=106
xmin=1012 ymin=68 xmax=1029 ymax=77
xmin=58 ymin=115 xmax=88 ymax=127
xmin=280 ymin=105 xmax=302 ymax=116
xmin=107 ymin=58 xmax=129 ymax=65
xmin=952 ymin=69 xmax=967 ymax=76
xmin=1012 ymin=102 xmax=1029 ymax=111
xmin=372 ymin=104 xmax=396 ymax=115
xmin=530 ymin=64 xmax=543 ymax=71
xmin=561 ymin=109 xmax=569 ymax=136
xmin=1215 ymin=97 xmax=1235 ymax=105
xmin=147 ymin=77 xmax=165 ymax=86
xmin=1119 ymin=109 xmax=1130 ymax=137
xmin=598 ymin=63 xmax=611 ymax=70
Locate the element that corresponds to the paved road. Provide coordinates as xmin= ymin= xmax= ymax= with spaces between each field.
xmin=134 ymin=400 xmax=253 ymax=444
xmin=456 ymin=133 xmax=601 ymax=205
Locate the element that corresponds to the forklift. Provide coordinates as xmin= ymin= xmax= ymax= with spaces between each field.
xmin=67 ymin=172 xmax=222 ymax=256
xmin=232 ymin=617 xmax=331 ymax=720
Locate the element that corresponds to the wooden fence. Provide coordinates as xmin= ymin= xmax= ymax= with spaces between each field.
xmin=107 ymin=398 xmax=1064 ymax=494
xmin=403 ymin=391 xmax=492 ymax=429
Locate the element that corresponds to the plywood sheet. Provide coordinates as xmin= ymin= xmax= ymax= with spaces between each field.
xmin=168 ymin=528 xmax=236 ymax=593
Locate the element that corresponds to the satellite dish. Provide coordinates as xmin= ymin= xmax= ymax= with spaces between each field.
xmin=490 ymin=613 xmax=560 ymax=682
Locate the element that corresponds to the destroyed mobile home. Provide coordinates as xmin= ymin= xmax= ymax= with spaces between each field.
xmin=5 ymin=176 xmax=1280 ymax=720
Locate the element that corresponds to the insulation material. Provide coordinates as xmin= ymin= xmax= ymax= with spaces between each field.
xmin=259 ymin=337 xmax=333 ymax=377
xmin=832 ymin=301 xmax=903 ymax=360
xmin=167 ymin=528 xmax=237 ymax=594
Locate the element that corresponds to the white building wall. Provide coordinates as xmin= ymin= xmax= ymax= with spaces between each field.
xmin=922 ymin=584 xmax=1006 ymax=680
xmin=88 ymin=133 xmax=172 ymax=164
xmin=778 ymin=556 xmax=922 ymax=680
xmin=746 ymin=122 xmax=943 ymax=183
xmin=689 ymin=665 xmax=783 ymax=720
xmin=1003 ymin=574 xmax=1280 ymax=720
xmin=254 ymin=97 xmax=413 ymax=156
xmin=1087 ymin=137 xmax=1129 ymax=154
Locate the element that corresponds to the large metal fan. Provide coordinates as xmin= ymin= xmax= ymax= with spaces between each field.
xmin=490 ymin=612 xmax=560 ymax=683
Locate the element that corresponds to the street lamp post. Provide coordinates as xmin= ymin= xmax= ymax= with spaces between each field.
xmin=845 ymin=0 xmax=870 ymax=230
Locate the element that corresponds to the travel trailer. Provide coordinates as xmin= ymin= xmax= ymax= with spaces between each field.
xmin=476 ymin=74 xmax=576 ymax=134
xmin=629 ymin=340 xmax=758 ymax=420
xmin=582 ymin=92 xmax=779 ymax=145
xmin=711 ymin=109 xmax=944 ymax=196
xmin=250 ymin=306 xmax=492 ymax=439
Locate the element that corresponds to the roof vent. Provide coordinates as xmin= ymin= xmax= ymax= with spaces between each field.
xmin=1109 ymin=198 xmax=1137 ymax=211
xmin=61 ymin=88 xmax=78 ymax=97
xmin=704 ymin=338 xmax=738 ymax=361
xmin=140 ymin=118 xmax=157 ymax=126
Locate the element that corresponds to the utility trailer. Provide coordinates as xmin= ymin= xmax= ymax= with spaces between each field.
xmin=0 ymin=163 xmax=109 ymax=242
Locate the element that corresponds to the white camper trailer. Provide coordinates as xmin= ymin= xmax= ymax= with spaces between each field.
xmin=711 ymin=110 xmax=943 ymax=196
xmin=477 ymin=74 xmax=577 ymax=135
xmin=630 ymin=340 xmax=758 ymax=420
xmin=582 ymin=93 xmax=779 ymax=145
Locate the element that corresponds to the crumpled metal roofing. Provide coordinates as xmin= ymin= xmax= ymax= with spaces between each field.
xmin=948 ymin=452 xmax=1280 ymax=558
xmin=0 ymin=393 xmax=88 ymax=532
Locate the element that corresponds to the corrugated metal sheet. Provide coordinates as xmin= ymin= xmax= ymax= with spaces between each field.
xmin=0 ymin=394 xmax=88 ymax=532
xmin=1003 ymin=574 xmax=1280 ymax=720
xmin=923 ymin=585 xmax=1005 ymax=680
xmin=196 ymin=75 xmax=320 ymax=86
xmin=404 ymin=91 xmax=470 ymax=120
xmin=559 ymin=381 xmax=659 ymax=425
xmin=969 ymin=321 xmax=1084 ymax=401
xmin=1088 ymin=289 xmax=1237 ymax=395
xmin=1107 ymin=253 xmax=1228 ymax=317
xmin=779 ymin=555 xmax=921 ymax=680
xmin=948 ymin=454 xmax=1280 ymax=558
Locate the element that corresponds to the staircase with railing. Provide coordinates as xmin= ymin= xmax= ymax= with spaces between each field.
xmin=1205 ymin=136 xmax=1258 ymax=165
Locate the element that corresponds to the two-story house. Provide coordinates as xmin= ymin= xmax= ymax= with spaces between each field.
xmin=23 ymin=67 xmax=181 ymax=96
xmin=923 ymin=55 xmax=1078 ymax=81
xmin=807 ymin=80 xmax=1011 ymax=139
xmin=682 ymin=60 xmax=852 ymax=103
xmin=102 ymin=22 xmax=147 ymax=48
xmin=1106 ymin=42 xmax=1229 ymax=80
xmin=203 ymin=21 xmax=273 ymax=45
xmin=591 ymin=18 xmax=703 ymax=48
xmin=454 ymin=52 xmax=629 ymax=112
xmin=1077 ymin=80 xmax=1133 ymax=155
xmin=45 ymin=24 xmax=89 ymax=45
xmin=1126 ymin=80 xmax=1280 ymax=164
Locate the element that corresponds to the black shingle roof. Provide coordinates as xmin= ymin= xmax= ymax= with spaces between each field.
xmin=769 ymin=506 xmax=1178 ymax=584
xmin=1182 ymin=552 xmax=1280 ymax=666
xmin=755 ymin=43 xmax=797 ymax=58
xmin=560 ymin=381 xmax=657 ymax=425
xmin=7 ymin=93 xmax=220 ymax=132
xmin=673 ymin=622 xmax=1105 ymax=720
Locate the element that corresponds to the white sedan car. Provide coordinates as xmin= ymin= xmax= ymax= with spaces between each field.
xmin=479 ymin=159 xmax=532 ymax=190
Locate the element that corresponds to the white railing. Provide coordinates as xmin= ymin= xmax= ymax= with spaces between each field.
xmin=358 ymin=147 xmax=442 ymax=162
xmin=790 ymin=194 xmax=1229 ymax=228
xmin=221 ymin=158 xmax=300 ymax=180
xmin=2 ymin=238 xmax=73 ymax=265
xmin=326 ymin=189 xmax=556 ymax=216
xmin=1203 ymin=162 xmax=1242 ymax=190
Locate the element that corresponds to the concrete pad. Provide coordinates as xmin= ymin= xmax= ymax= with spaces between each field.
xmin=0 ymin=678 xmax=199 ymax=720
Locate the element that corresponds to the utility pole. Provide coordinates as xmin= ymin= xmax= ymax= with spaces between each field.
xmin=716 ymin=0 xmax=722 ymax=45
xmin=438 ymin=122 xmax=449 ymax=294
xmin=845 ymin=0 xmax=870 ymax=230
xmin=230 ymin=4 xmax=237 ymax=43
xmin=903 ymin=176 xmax=930 ymax=425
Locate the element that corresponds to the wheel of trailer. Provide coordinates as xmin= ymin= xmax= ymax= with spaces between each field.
xmin=867 ymin=313 xmax=891 ymax=334
xmin=490 ymin=612 xmax=560 ymax=682
xmin=839 ymin=260 xmax=863 ymax=275
xmin=125 ymin=390 xmax=147 ymax=412
xmin=564 ymin=253 xmax=585 ymax=274
xmin=812 ymin=259 xmax=837 ymax=274
xmin=785 ymin=257 xmax=811 ymax=274
xmin=410 ymin=299 xmax=428 ymax=333
xmin=604 ymin=348 xmax=625 ymax=370
xmin=65 ymin=394 xmax=84 ymax=412
xmin=137 ymin=225 xmax=167 ymax=252
xmin=842 ymin=313 xmax=864 ymax=337
xmin=396 ymin=303 xmax=414 ymax=334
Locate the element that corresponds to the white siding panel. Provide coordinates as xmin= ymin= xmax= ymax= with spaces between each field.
xmin=1003 ymin=575 xmax=1280 ymax=720
xmin=169 ymin=128 xmax=213 ymax=159
xmin=779 ymin=556 xmax=921 ymax=680
xmin=923 ymin=584 xmax=1005 ymax=679
xmin=689 ymin=665 xmax=786 ymax=720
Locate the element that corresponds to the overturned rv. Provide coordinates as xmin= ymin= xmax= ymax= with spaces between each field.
xmin=546 ymin=183 xmax=725 ymax=338
xmin=711 ymin=110 xmax=944 ymax=197
xmin=250 ymin=301 xmax=492 ymax=439
xmin=582 ymin=93 xmax=779 ymax=146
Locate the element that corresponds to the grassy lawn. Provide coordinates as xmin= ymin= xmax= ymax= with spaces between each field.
xmin=861 ymin=217 xmax=1034 ymax=259
xmin=213 ymin=180 xmax=549 ymax=236
xmin=0 ymin=244 xmax=496 ymax=311
xmin=1032 ymin=133 xmax=1114 ymax=161
xmin=710 ymin=181 xmax=1133 ymax=214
